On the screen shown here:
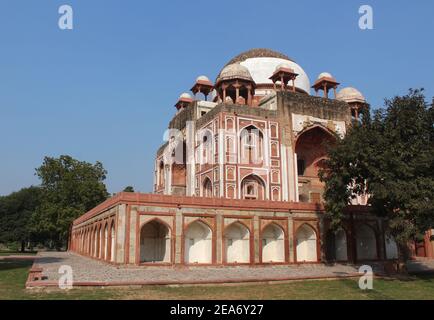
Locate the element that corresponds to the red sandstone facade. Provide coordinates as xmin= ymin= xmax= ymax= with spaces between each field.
xmin=70 ymin=49 xmax=434 ymax=265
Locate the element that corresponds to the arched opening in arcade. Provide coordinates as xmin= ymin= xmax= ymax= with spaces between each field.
xmin=356 ymin=224 xmax=378 ymax=261
xmin=139 ymin=220 xmax=171 ymax=263
xmin=224 ymin=222 xmax=250 ymax=263
xmin=261 ymin=223 xmax=285 ymax=263
xmin=326 ymin=227 xmax=348 ymax=262
xmin=385 ymin=234 xmax=399 ymax=260
xmin=184 ymin=220 xmax=212 ymax=264
xmin=295 ymin=224 xmax=318 ymax=262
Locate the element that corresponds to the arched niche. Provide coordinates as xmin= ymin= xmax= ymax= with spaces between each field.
xmin=140 ymin=220 xmax=171 ymax=263
xmin=241 ymin=174 xmax=266 ymax=200
xmin=240 ymin=125 xmax=264 ymax=165
xmin=261 ymin=223 xmax=285 ymax=263
xmin=224 ymin=222 xmax=250 ymax=263
xmin=184 ymin=220 xmax=213 ymax=264
xmin=295 ymin=126 xmax=335 ymax=178
xmin=385 ymin=234 xmax=398 ymax=260
xmin=356 ymin=224 xmax=378 ymax=260
xmin=296 ymin=224 xmax=318 ymax=262
xmin=203 ymin=177 xmax=213 ymax=197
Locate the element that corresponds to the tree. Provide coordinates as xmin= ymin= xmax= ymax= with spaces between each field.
xmin=320 ymin=89 xmax=434 ymax=260
xmin=0 ymin=187 xmax=42 ymax=252
xmin=31 ymin=155 xmax=109 ymax=249
xmin=123 ymin=186 xmax=135 ymax=192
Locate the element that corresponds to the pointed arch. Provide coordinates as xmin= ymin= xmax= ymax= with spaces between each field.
xmin=295 ymin=125 xmax=336 ymax=178
xmin=224 ymin=221 xmax=251 ymax=263
xmin=385 ymin=234 xmax=398 ymax=260
xmin=202 ymin=177 xmax=213 ymax=198
xmin=261 ymin=223 xmax=285 ymax=263
xmin=239 ymin=125 xmax=264 ymax=165
xmin=241 ymin=174 xmax=266 ymax=200
xmin=184 ymin=220 xmax=213 ymax=264
xmin=139 ymin=218 xmax=172 ymax=263
xmin=356 ymin=223 xmax=378 ymax=260
xmin=295 ymin=223 xmax=318 ymax=262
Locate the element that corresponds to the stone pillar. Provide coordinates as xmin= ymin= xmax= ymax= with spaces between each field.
xmin=253 ymin=216 xmax=260 ymax=263
xmin=216 ymin=213 xmax=223 ymax=264
xmin=129 ymin=207 xmax=138 ymax=264
xmin=288 ymin=217 xmax=294 ymax=262
xmin=175 ymin=208 xmax=183 ymax=264
xmin=115 ymin=204 xmax=127 ymax=264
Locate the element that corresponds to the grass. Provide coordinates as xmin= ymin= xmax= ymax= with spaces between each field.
xmin=1 ymin=259 xmax=434 ymax=300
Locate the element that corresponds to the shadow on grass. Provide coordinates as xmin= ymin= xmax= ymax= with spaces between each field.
xmin=0 ymin=260 xmax=34 ymax=271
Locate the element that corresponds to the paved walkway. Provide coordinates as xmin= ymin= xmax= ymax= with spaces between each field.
xmin=407 ymin=258 xmax=434 ymax=274
xmin=25 ymin=251 xmax=389 ymax=287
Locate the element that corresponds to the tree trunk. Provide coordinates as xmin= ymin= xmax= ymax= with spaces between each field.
xmin=397 ymin=241 xmax=410 ymax=274
xmin=20 ymin=240 xmax=25 ymax=253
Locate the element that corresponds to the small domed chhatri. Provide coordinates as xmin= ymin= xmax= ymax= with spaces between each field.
xmin=312 ymin=72 xmax=340 ymax=99
xmin=179 ymin=92 xmax=192 ymax=100
xmin=337 ymin=87 xmax=366 ymax=104
xmin=196 ymin=75 xmax=210 ymax=82
xmin=191 ymin=76 xmax=214 ymax=100
xmin=215 ymin=63 xmax=254 ymax=85
xmin=337 ymin=87 xmax=368 ymax=120
xmin=174 ymin=92 xmax=193 ymax=110
xmin=215 ymin=63 xmax=255 ymax=105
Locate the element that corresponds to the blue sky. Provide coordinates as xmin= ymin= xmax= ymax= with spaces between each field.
xmin=0 ymin=0 xmax=433 ymax=195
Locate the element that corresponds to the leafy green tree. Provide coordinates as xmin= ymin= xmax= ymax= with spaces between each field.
xmin=0 ymin=187 xmax=42 ymax=252
xmin=123 ymin=186 xmax=135 ymax=192
xmin=320 ymin=89 xmax=434 ymax=259
xmin=31 ymin=155 xmax=109 ymax=249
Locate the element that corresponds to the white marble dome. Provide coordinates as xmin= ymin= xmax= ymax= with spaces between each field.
xmin=337 ymin=87 xmax=366 ymax=103
xmin=222 ymin=49 xmax=311 ymax=94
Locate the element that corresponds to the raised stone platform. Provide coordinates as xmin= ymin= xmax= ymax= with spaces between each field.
xmin=26 ymin=251 xmax=388 ymax=288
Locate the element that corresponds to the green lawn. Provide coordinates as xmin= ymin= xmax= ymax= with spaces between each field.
xmin=1 ymin=259 xmax=434 ymax=300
